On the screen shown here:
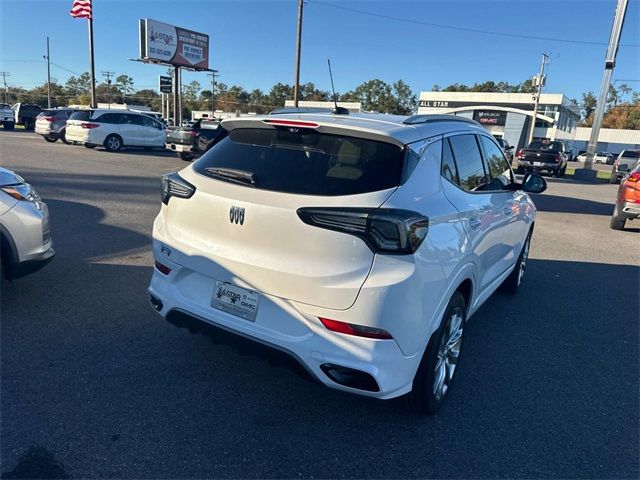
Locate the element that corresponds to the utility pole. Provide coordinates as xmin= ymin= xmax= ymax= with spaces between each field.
xmin=0 ymin=72 xmax=10 ymax=104
xmin=527 ymin=53 xmax=548 ymax=145
xmin=207 ymin=71 xmax=218 ymax=115
xmin=582 ymin=0 xmax=629 ymax=171
xmin=101 ymin=71 xmax=115 ymax=108
xmin=293 ymin=0 xmax=304 ymax=107
xmin=88 ymin=16 xmax=96 ymax=108
xmin=173 ymin=66 xmax=181 ymax=126
xmin=44 ymin=37 xmax=52 ymax=108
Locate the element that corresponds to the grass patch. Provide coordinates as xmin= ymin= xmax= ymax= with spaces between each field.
xmin=565 ymin=168 xmax=611 ymax=180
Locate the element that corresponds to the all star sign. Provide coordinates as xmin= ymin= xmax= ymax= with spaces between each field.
xmin=139 ymin=19 xmax=209 ymax=70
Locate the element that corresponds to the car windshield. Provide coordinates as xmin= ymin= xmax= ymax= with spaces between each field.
xmin=528 ymin=140 xmax=563 ymax=152
xmin=194 ymin=127 xmax=404 ymax=196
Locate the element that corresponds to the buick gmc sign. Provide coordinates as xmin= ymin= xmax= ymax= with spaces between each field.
xmin=473 ymin=110 xmax=507 ymax=126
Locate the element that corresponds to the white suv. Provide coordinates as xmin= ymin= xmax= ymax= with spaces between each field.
xmin=66 ymin=109 xmax=166 ymax=152
xmin=148 ymin=113 xmax=546 ymax=413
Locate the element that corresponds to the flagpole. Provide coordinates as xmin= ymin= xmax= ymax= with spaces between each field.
xmin=88 ymin=15 xmax=96 ymax=108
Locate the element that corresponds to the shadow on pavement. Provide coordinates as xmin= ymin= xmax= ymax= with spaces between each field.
xmin=530 ymin=193 xmax=614 ymax=215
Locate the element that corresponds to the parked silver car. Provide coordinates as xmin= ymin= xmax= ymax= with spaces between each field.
xmin=35 ymin=108 xmax=78 ymax=143
xmin=0 ymin=168 xmax=54 ymax=280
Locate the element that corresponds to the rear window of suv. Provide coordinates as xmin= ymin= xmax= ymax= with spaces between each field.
xmin=194 ymin=127 xmax=404 ymax=196
xmin=621 ymin=150 xmax=640 ymax=158
xmin=528 ymin=140 xmax=563 ymax=152
xmin=69 ymin=110 xmax=93 ymax=122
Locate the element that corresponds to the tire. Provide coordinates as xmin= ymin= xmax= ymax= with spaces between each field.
xmin=179 ymin=152 xmax=194 ymax=161
xmin=595 ymin=160 xmax=602 ymax=164
xmin=559 ymin=166 xmax=566 ymax=177
xmin=500 ymin=229 xmax=532 ymax=294
xmin=59 ymin=129 xmax=69 ymax=144
xmin=84 ymin=143 xmax=96 ymax=149
xmin=44 ymin=136 xmax=57 ymax=143
xmin=3 ymin=122 xmax=14 ymax=130
xmin=609 ymin=205 xmax=626 ymax=230
xmin=408 ymin=291 xmax=466 ymax=415
xmin=551 ymin=169 xmax=559 ymax=178
xmin=23 ymin=119 xmax=34 ymax=130
xmin=103 ymin=134 xmax=122 ymax=152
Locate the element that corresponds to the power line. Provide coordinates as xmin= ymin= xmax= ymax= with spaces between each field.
xmin=309 ymin=0 xmax=640 ymax=48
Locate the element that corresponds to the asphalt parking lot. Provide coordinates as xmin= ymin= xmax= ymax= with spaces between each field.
xmin=1 ymin=130 xmax=638 ymax=478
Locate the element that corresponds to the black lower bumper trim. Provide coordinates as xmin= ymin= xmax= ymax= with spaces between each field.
xmin=165 ymin=309 xmax=317 ymax=383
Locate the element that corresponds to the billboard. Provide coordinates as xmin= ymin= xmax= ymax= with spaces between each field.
xmin=159 ymin=75 xmax=172 ymax=93
xmin=139 ymin=19 xmax=209 ymax=70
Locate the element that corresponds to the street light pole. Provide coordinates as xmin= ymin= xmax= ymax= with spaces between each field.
xmin=293 ymin=0 xmax=304 ymax=108
xmin=46 ymin=37 xmax=51 ymax=108
xmin=583 ymin=0 xmax=629 ymax=170
xmin=527 ymin=53 xmax=548 ymax=145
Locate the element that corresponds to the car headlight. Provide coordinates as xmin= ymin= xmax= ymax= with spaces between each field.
xmin=1 ymin=183 xmax=41 ymax=202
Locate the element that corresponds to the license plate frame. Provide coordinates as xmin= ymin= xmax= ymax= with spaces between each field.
xmin=211 ymin=281 xmax=260 ymax=322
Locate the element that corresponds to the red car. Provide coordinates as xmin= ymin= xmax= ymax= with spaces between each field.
xmin=610 ymin=161 xmax=640 ymax=230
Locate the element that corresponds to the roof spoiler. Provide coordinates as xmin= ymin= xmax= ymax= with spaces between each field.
xmin=403 ymin=114 xmax=480 ymax=126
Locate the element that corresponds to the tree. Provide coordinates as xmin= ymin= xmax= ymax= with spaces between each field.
xmin=392 ymin=80 xmax=417 ymax=115
xmin=432 ymin=84 xmax=441 ymax=92
xmin=268 ymin=83 xmax=293 ymax=108
xmin=343 ymin=79 xmax=396 ymax=113
xmin=581 ymin=91 xmax=597 ymax=123
xmin=115 ymin=75 xmax=134 ymax=103
xmin=299 ymin=82 xmax=330 ymax=101
xmin=607 ymin=84 xmax=620 ymax=107
xmin=64 ymin=72 xmax=91 ymax=98
xmin=182 ymin=80 xmax=201 ymax=105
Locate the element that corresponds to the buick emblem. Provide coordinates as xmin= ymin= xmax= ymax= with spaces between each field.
xmin=229 ymin=206 xmax=245 ymax=225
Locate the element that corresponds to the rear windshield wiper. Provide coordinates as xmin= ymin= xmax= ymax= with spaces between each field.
xmin=205 ymin=167 xmax=258 ymax=187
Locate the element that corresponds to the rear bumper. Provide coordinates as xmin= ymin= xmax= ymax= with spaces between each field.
xmin=166 ymin=143 xmax=195 ymax=153
xmin=621 ymin=202 xmax=640 ymax=219
xmin=148 ymin=260 xmax=419 ymax=399
xmin=518 ymin=161 xmax=560 ymax=171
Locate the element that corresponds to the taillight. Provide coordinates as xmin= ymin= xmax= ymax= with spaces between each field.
xmin=263 ymin=119 xmax=319 ymax=128
xmin=189 ymin=131 xmax=198 ymax=137
xmin=154 ymin=260 xmax=171 ymax=275
xmin=555 ymin=153 xmax=562 ymax=161
xmin=297 ymin=207 xmax=428 ymax=255
xmin=81 ymin=122 xmax=100 ymax=129
xmin=41 ymin=116 xmax=53 ymax=122
xmin=319 ymin=318 xmax=393 ymax=340
xmin=517 ymin=149 xmax=523 ymax=159
xmin=626 ymin=172 xmax=640 ymax=182
xmin=161 ymin=172 xmax=196 ymax=205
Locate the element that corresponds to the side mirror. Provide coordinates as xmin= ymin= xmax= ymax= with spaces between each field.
xmin=506 ymin=145 xmax=515 ymax=151
xmin=522 ymin=172 xmax=547 ymax=194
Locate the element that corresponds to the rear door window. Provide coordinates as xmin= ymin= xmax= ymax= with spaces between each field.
xmin=194 ymin=127 xmax=404 ymax=196
xmin=441 ymin=138 xmax=459 ymax=185
xmin=448 ymin=134 xmax=488 ymax=192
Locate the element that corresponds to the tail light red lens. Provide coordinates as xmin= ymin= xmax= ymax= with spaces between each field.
xmin=319 ymin=318 xmax=393 ymax=340
xmin=41 ymin=116 xmax=53 ymax=122
xmin=154 ymin=260 xmax=171 ymax=275
xmin=81 ymin=122 xmax=100 ymax=129
xmin=517 ymin=149 xmax=523 ymax=159
xmin=626 ymin=172 xmax=640 ymax=182
xmin=555 ymin=153 xmax=562 ymax=161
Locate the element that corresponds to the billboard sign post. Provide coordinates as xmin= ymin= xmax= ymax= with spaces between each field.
xmin=139 ymin=19 xmax=210 ymax=70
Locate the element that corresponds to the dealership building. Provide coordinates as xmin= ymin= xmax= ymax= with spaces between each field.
xmin=418 ymin=91 xmax=581 ymax=150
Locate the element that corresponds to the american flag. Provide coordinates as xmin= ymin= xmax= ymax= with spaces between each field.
xmin=70 ymin=0 xmax=92 ymax=19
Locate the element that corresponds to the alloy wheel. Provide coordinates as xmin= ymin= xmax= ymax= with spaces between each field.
xmin=433 ymin=308 xmax=464 ymax=401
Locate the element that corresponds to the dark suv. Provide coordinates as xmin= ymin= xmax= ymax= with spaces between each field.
xmin=35 ymin=108 xmax=77 ymax=143
xmin=611 ymin=150 xmax=640 ymax=184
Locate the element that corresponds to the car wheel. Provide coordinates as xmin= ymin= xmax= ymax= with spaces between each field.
xmin=609 ymin=206 xmax=626 ymax=231
xmin=84 ymin=143 xmax=96 ymax=149
xmin=44 ymin=136 xmax=57 ymax=143
xmin=179 ymin=152 xmax=194 ymax=161
xmin=500 ymin=229 xmax=532 ymax=294
xmin=559 ymin=166 xmax=566 ymax=177
xmin=3 ymin=122 xmax=15 ymax=130
xmin=408 ymin=291 xmax=466 ymax=415
xmin=23 ymin=119 xmax=34 ymax=130
xmin=104 ymin=134 xmax=122 ymax=152
xmin=59 ymin=129 xmax=69 ymax=144
xmin=595 ymin=160 xmax=602 ymax=164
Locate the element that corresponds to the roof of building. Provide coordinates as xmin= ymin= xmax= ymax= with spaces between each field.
xmin=574 ymin=127 xmax=640 ymax=144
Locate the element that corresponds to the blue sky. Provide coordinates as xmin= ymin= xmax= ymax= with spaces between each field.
xmin=1 ymin=0 xmax=639 ymax=101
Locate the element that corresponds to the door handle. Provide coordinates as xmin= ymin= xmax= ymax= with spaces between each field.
xmin=469 ymin=217 xmax=482 ymax=230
